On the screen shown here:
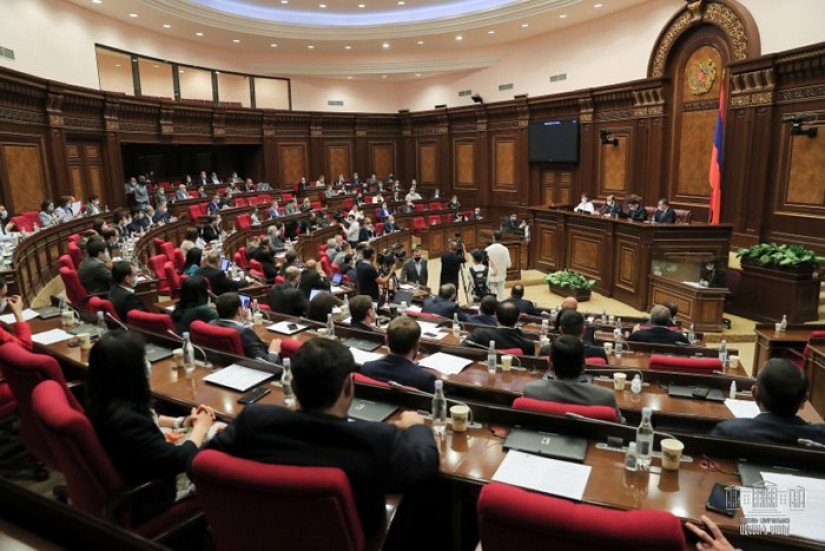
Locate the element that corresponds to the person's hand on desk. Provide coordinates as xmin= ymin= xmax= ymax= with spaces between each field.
xmin=686 ymin=515 xmax=741 ymax=551
xmin=188 ymin=407 xmax=217 ymax=447
xmin=183 ymin=404 xmax=216 ymax=427
xmin=8 ymin=295 xmax=25 ymax=322
xmin=269 ymin=338 xmax=283 ymax=355
xmin=391 ymin=411 xmax=426 ymax=430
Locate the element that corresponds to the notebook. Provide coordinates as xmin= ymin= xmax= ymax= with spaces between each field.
xmin=347 ymin=399 xmax=399 ymax=422
xmin=145 ymin=343 xmax=174 ymax=362
xmin=503 ymin=428 xmax=588 ymax=463
xmin=342 ymin=337 xmax=382 ymax=352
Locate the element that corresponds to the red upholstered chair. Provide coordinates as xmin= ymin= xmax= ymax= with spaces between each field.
xmin=648 ymin=354 xmax=722 ymax=374
xmin=192 ymin=449 xmax=365 ymax=551
xmin=153 ymin=238 xmax=166 ymax=254
xmin=248 ymin=259 xmax=265 ymax=280
xmin=428 ymin=215 xmax=442 ymax=226
xmin=188 ymin=190 xmax=199 ymax=199
xmin=127 ymin=310 xmax=175 ymax=335
xmin=11 ymin=215 xmax=35 ymax=232
xmin=236 ymin=214 xmax=252 ymax=230
xmin=30 ymin=380 xmax=201 ymax=539
xmin=280 ymin=338 xmax=303 ymax=359
xmin=187 ymin=204 xmax=201 ymax=222
xmin=374 ymin=222 xmax=384 ymax=235
xmin=406 ymin=311 xmax=443 ymax=321
xmin=88 ymin=296 xmax=119 ymax=321
xmin=0 ymin=381 xmax=15 ymax=421
xmin=172 ymin=248 xmax=185 ymax=272
xmin=68 ymin=243 xmax=83 ymax=268
xmin=237 ymin=247 xmax=249 ymax=269
xmin=59 ymin=254 xmax=75 ymax=271
xmin=148 ymin=255 xmax=171 ymax=295
xmin=59 ymin=267 xmax=90 ymax=311
xmin=67 ymin=233 xmax=82 ymax=243
xmin=428 ymin=202 xmax=442 ymax=211
xmin=477 ymin=483 xmax=686 ymax=551
xmin=512 ymin=397 xmax=618 ymax=422
xmin=353 ymin=372 xmax=391 ymax=388
xmin=281 ymin=192 xmax=293 ymax=202
xmin=320 ymin=255 xmax=333 ymax=276
xmin=0 ymin=343 xmax=83 ymax=469
xmin=274 ymin=275 xmax=285 ymax=284
xmin=311 ymin=201 xmax=323 ymax=211
xmin=159 ymin=242 xmax=176 ymax=265
xmin=164 ymin=262 xmax=182 ymax=295
xmin=235 ymin=198 xmax=247 ymax=207
xmin=411 ymin=217 xmax=427 ymax=236
xmin=344 ymin=198 xmax=353 ymax=211
xmin=497 ymin=347 xmax=523 ymax=356
xmin=22 ymin=211 xmax=41 ymax=227
xmin=189 ymin=320 xmax=244 ymax=355
xmin=585 ymin=357 xmax=608 ymax=366
xmin=198 ymin=203 xmax=209 ymax=216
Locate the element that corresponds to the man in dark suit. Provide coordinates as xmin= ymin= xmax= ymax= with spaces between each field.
xmin=298 ymin=259 xmax=331 ymax=299
xmin=599 ymin=194 xmax=623 ymax=217
xmin=400 ymin=247 xmax=428 ymax=287
xmin=439 ymin=240 xmax=465 ymax=289
xmin=362 ymin=316 xmax=436 ymax=393
xmin=628 ymin=305 xmax=689 ymax=345
xmin=78 ymin=238 xmax=113 ymax=294
xmin=500 ymin=213 xmax=525 ymax=236
xmin=525 ymin=334 xmax=622 ymax=420
xmin=197 ymin=251 xmax=248 ymax=296
xmin=108 ymin=261 xmax=146 ymax=321
xmin=210 ymin=293 xmax=281 ymax=363
xmin=268 ymin=266 xmax=309 ymax=317
xmin=467 ymin=294 xmax=498 ymax=326
xmin=711 ymin=359 xmax=825 ymax=445
xmin=200 ymin=215 xmax=221 ymax=243
xmin=462 ymin=301 xmax=534 ymax=356
xmin=348 ymin=295 xmax=376 ymax=332
xmin=207 ymin=339 xmax=438 ymax=538
xmin=508 ymin=284 xmax=541 ymax=316
xmin=539 ymin=310 xmax=607 ymax=362
xmin=625 ymin=196 xmax=648 ymax=222
xmin=422 ymin=284 xmax=467 ymax=321
xmin=653 ymin=198 xmax=676 ymax=224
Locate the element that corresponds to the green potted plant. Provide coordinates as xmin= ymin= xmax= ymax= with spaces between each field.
xmin=736 ymin=243 xmax=824 ymax=276
xmin=544 ymin=270 xmax=596 ymax=301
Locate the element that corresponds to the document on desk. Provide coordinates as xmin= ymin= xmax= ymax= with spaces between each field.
xmin=415 ymin=320 xmax=441 ymax=333
xmin=349 ymin=347 xmax=384 ymax=366
xmin=740 ymin=472 xmax=825 ymax=543
xmin=418 ymin=352 xmax=474 ymax=375
xmin=681 ymin=281 xmax=706 ymax=288
xmin=267 ymin=321 xmax=308 ymax=335
xmin=0 ymin=308 xmax=40 ymax=324
xmin=405 ymin=305 xmax=422 ymax=314
xmin=724 ymin=399 xmax=761 ymax=419
xmin=203 ymin=364 xmax=274 ymax=392
xmin=32 ymin=328 xmax=73 ymax=345
xmin=492 ymin=450 xmax=591 ymax=501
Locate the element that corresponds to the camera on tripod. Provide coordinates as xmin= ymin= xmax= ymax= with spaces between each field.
xmin=377 ymin=242 xmax=406 ymax=273
xmin=453 ymin=233 xmax=465 ymax=256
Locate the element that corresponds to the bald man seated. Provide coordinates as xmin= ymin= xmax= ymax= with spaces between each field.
xmin=298 ymin=259 xmax=330 ymax=299
xmin=508 ymin=284 xmax=541 ymax=316
xmin=627 ymin=305 xmax=689 ymax=345
xmin=553 ymin=296 xmax=579 ymax=332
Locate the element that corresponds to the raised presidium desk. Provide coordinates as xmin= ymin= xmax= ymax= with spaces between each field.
xmin=525 ymin=207 xmax=733 ymax=319
xmin=20 ymin=314 xmax=825 ymax=551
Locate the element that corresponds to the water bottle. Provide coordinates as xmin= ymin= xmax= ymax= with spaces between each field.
xmin=780 ymin=315 xmax=788 ymax=332
xmin=182 ymin=332 xmax=195 ymax=373
xmin=452 ymin=313 xmax=461 ymax=338
xmin=729 ymin=380 xmax=737 ymax=399
xmin=624 ymin=441 xmax=639 ymax=472
xmin=486 ymin=340 xmax=497 ymax=375
xmin=630 ymin=374 xmax=642 ymax=394
xmin=281 ymin=358 xmax=296 ymax=409
xmin=251 ymin=299 xmax=259 ymax=316
xmin=540 ymin=319 xmax=549 ymax=339
xmin=687 ymin=323 xmax=696 ymax=345
xmin=326 ymin=313 xmax=335 ymax=339
xmin=718 ymin=339 xmax=728 ymax=365
xmin=431 ymin=380 xmax=447 ymax=435
xmin=96 ymin=310 xmax=107 ymax=336
xmin=341 ymin=295 xmax=350 ymax=318
xmin=615 ymin=339 xmax=623 ymax=359
xmin=615 ymin=317 xmax=622 ymax=330
xmin=636 ymin=407 xmax=654 ymax=470
xmin=601 ymin=309 xmax=607 ymax=323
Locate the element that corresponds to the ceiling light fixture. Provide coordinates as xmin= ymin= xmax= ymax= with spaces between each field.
xmin=115 ymin=64 xmax=121 ymax=67
xmin=232 ymin=39 xmax=241 ymax=43
xmin=92 ymin=0 xmax=102 ymax=4
xmin=594 ymin=3 xmax=603 ymax=7
xmin=397 ymin=1 xmax=405 ymax=5
xmin=417 ymin=40 xmax=424 ymax=45
xmin=270 ymin=43 xmax=278 ymax=47
xmin=358 ymin=3 xmax=365 ymax=7
xmin=415 ymin=73 xmax=421 ymax=77
xmin=128 ymin=13 xmax=138 ymax=18
xmin=307 ymin=45 xmax=315 ymax=49
xmin=559 ymin=14 xmax=567 ymax=19
xmin=347 ymin=76 xmax=353 ymax=79
xmin=382 ymin=75 xmax=387 ymax=79
xmin=179 ymin=69 xmax=185 ymax=74
xmin=488 ymin=30 xmax=495 ymax=34
xmin=281 ymin=0 xmax=288 ymax=4
xmin=344 ymin=45 xmax=352 ymax=50
xmin=319 ymin=3 xmax=327 ymax=8
xmin=195 ymin=32 xmax=204 ymax=36
xmin=382 ymin=42 xmax=390 ymax=49
xmin=455 ymin=35 xmax=463 ymax=41
xmin=521 ymin=23 xmax=528 ymax=28
xmin=163 ymin=24 xmax=172 ymax=28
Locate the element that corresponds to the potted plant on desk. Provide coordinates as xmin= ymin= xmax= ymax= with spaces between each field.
xmin=736 ymin=243 xmax=823 ymax=277
xmin=544 ymin=270 xmax=595 ymax=302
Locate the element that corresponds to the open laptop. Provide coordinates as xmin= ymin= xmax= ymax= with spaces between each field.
xmin=220 ymin=258 xmax=231 ymax=271
xmin=737 ymin=461 xmax=825 ymax=487
xmin=347 ymin=399 xmax=399 ymax=422
xmin=342 ymin=337 xmax=382 ymax=352
xmin=391 ymin=290 xmax=413 ymax=306
xmin=503 ymin=428 xmax=588 ymax=463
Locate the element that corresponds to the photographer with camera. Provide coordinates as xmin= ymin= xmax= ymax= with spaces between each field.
xmin=401 ymin=246 xmax=428 ymax=287
xmin=485 ymin=230 xmax=511 ymax=301
xmin=440 ymin=238 xmax=467 ymax=292
xmin=356 ymin=247 xmax=389 ymax=301
xmin=468 ymin=249 xmax=490 ymax=301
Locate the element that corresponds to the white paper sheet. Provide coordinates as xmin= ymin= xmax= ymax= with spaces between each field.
xmin=492 ymin=450 xmax=591 ymax=501
xmin=202 ymin=364 xmax=273 ymax=392
xmin=404 ymin=305 xmax=422 ymax=313
xmin=349 ymin=347 xmax=384 ymax=365
xmin=740 ymin=472 xmax=825 ymax=543
xmin=724 ymin=399 xmax=761 ymax=419
xmin=398 ymin=284 xmax=416 ymax=291
xmin=418 ymin=352 xmax=474 ymax=375
xmin=330 ymin=285 xmax=345 ymax=294
xmin=32 ymin=328 xmax=73 ymax=345
xmin=415 ymin=320 xmax=441 ymax=334
xmin=0 ymin=308 xmax=39 ymax=324
xmin=267 ymin=321 xmax=308 ymax=335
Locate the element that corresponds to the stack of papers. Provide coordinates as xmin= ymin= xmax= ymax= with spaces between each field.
xmin=203 ymin=364 xmax=274 ymax=392
xmin=267 ymin=321 xmax=307 ymax=335
xmin=724 ymin=399 xmax=761 ymax=419
xmin=415 ymin=320 xmax=441 ymax=333
xmin=0 ymin=308 xmax=39 ymax=324
xmin=418 ymin=352 xmax=474 ymax=375
xmin=492 ymin=450 xmax=592 ymax=501
xmin=349 ymin=347 xmax=383 ymax=365
xmin=32 ymin=328 xmax=73 ymax=345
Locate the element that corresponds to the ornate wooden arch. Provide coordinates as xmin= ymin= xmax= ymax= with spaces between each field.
xmin=648 ymin=0 xmax=761 ymax=78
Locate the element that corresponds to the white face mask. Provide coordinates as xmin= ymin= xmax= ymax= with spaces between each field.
xmin=0 ymin=298 xmax=7 ymax=313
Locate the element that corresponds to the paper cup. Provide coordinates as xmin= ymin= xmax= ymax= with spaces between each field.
xmin=317 ymin=328 xmax=328 ymax=338
xmin=613 ymin=372 xmax=627 ymax=391
xmin=603 ymin=342 xmax=614 ymax=354
xmin=775 ymin=322 xmax=782 ymax=332
xmin=253 ymin=312 xmax=264 ymax=326
xmin=77 ymin=333 xmax=92 ymax=350
xmin=172 ymin=348 xmax=184 ymax=368
xmin=501 ymin=355 xmax=513 ymax=372
xmin=660 ymin=438 xmax=685 ymax=471
xmin=450 ymin=405 xmax=470 ymax=432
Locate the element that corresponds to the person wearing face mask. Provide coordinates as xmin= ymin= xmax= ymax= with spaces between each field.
xmin=108 ymin=261 xmax=147 ymax=321
xmin=38 ymin=199 xmax=57 ymax=228
xmin=472 ymin=207 xmax=484 ymax=221
xmin=84 ymin=195 xmax=102 ymax=216
xmin=382 ymin=215 xmax=398 ymax=234
xmin=401 ymin=246 xmax=428 ymax=287
xmin=501 ymin=213 xmax=525 ymax=236
xmin=128 ymin=209 xmax=150 ymax=234
xmin=78 ymin=238 xmax=113 ymax=294
xmin=0 ymin=205 xmax=13 ymax=234
xmin=0 ymin=275 xmax=33 ymax=349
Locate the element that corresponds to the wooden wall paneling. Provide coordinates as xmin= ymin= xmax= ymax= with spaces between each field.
xmin=68 ymin=165 xmax=83 ymax=199
xmin=324 ymin=143 xmax=351 ymax=181
xmin=599 ymin=134 xmax=630 ymax=196
xmin=369 ymin=143 xmax=394 ymax=179
xmin=278 ymin=143 xmax=308 ymax=185
xmin=416 ymin=140 xmax=437 ymax=185
xmin=473 ymin=122 xmax=489 ymax=208
xmin=492 ymin=136 xmax=516 ymax=191
xmin=0 ymin=140 xmax=49 ymax=212
xmin=453 ymin=139 xmax=475 ymax=190
xmin=782 ymin=133 xmax=825 ymax=208
xmin=577 ymin=99 xmax=596 ymax=202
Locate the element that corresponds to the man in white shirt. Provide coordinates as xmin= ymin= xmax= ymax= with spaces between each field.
xmin=484 ymin=231 xmax=511 ymax=301
xmin=574 ymin=193 xmax=595 ymax=214
xmin=343 ymin=215 xmax=361 ymax=246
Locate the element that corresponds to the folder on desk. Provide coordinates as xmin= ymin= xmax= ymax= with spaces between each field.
xmin=668 ymin=383 xmax=725 ymax=402
xmin=145 ymin=343 xmax=174 ymax=362
xmin=343 ymin=337 xmax=382 ymax=352
xmin=347 ymin=399 xmax=398 ymax=422
xmin=503 ymin=428 xmax=588 ymax=463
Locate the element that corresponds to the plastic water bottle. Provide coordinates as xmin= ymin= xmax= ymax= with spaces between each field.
xmin=487 ymin=340 xmax=497 ymax=375
xmin=96 ymin=310 xmax=107 ymax=336
xmin=636 ymin=407 xmax=654 ymax=470
xmin=431 ymin=380 xmax=447 ymax=435
xmin=729 ymin=380 xmax=737 ymax=399
xmin=780 ymin=315 xmax=788 ymax=332
xmin=687 ymin=324 xmax=696 ymax=345
xmin=182 ymin=332 xmax=195 ymax=373
xmin=630 ymin=374 xmax=642 ymax=394
xmin=615 ymin=339 xmax=623 ymax=359
xmin=540 ymin=319 xmax=549 ymax=339
xmin=341 ymin=295 xmax=350 ymax=318
xmin=718 ymin=339 xmax=728 ymax=365
xmin=251 ymin=299 xmax=259 ymax=316
xmin=452 ymin=313 xmax=461 ymax=338
xmin=326 ymin=313 xmax=335 ymax=339
xmin=615 ymin=317 xmax=622 ymax=330
xmin=281 ymin=358 xmax=296 ymax=409
xmin=624 ymin=441 xmax=639 ymax=472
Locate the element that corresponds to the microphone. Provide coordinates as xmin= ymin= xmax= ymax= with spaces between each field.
xmin=106 ymin=313 xmax=129 ymax=332
xmin=564 ymin=412 xmax=677 ymax=441
xmin=797 ymin=438 xmax=825 ymax=449
xmin=166 ymin=329 xmax=213 ymax=369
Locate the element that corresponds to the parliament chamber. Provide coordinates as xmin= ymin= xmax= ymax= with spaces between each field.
xmin=1 ymin=0 xmax=825 ymax=550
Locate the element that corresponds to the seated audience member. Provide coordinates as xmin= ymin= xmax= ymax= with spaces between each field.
xmin=256 ymin=248 xmax=279 ymax=284
xmin=305 ymin=291 xmax=343 ymax=323
xmin=382 ymin=215 xmax=398 ymax=233
xmin=524 ymin=334 xmax=621 ymax=420
xmin=284 ymin=198 xmax=300 ymax=215
xmin=182 ymin=248 xmax=203 ymax=277
xmin=599 ymin=194 xmax=622 ymax=217
xmin=342 ymin=254 xmax=358 ymax=284
xmin=84 ymin=195 xmax=102 ymax=216
xmin=508 ymin=284 xmax=541 ymax=316
xmin=245 ymin=236 xmax=262 ymax=262
xmin=349 ymin=295 xmax=377 ymax=332
xmin=471 ymin=207 xmax=484 ymax=221
xmin=573 ymin=193 xmax=595 ymax=214
xmin=628 ymin=305 xmax=689 ymax=345
xmin=467 ymin=294 xmax=498 ymax=326
xmin=462 ymin=301 xmax=534 ymax=356
xmin=171 ymin=275 xmax=218 ymax=333
xmin=200 ymin=216 xmax=221 ymax=243
xmin=358 ymin=218 xmax=376 ymax=242
xmin=87 ymin=331 xmax=217 ymax=523
xmin=539 ymin=310 xmax=607 ymax=362
xmin=333 ymin=242 xmax=352 ymax=270
xmin=54 ymin=195 xmax=76 ymax=223
xmin=207 ymin=339 xmax=438 ymax=538
xmin=298 ymin=259 xmax=331 ymax=298
xmin=422 ymin=284 xmax=466 ymax=320
xmin=206 ymin=195 xmax=221 ymax=214
xmin=711 ymin=359 xmax=825 ymax=445
xmin=431 ymin=188 xmax=443 ymax=200
xmin=268 ymin=266 xmax=309 ymax=317
xmin=267 ymin=224 xmax=285 ymax=252
xmin=211 ymin=293 xmax=281 ymax=363
xmin=180 ymin=227 xmax=199 ymax=257
xmin=625 ymin=195 xmax=648 ymax=222
xmin=108 ymin=261 xmax=146 ymax=321
xmin=268 ymin=200 xmax=282 ymax=219
xmin=78 ymin=238 xmax=113 ymax=294
xmin=128 ymin=209 xmax=151 ymax=234
xmin=405 ymin=187 xmax=422 ymax=202
xmin=553 ymin=296 xmax=579 ymax=333
xmin=197 ymin=250 xmax=247 ymax=295
xmin=152 ymin=203 xmax=174 ymax=225
xmin=451 ymin=211 xmax=466 ymax=223
xmin=197 ymin=184 xmax=207 ymax=198
xmin=362 ymin=316 xmax=436 ymax=392
xmin=654 ymin=198 xmax=676 ymax=224
xmin=300 ymin=198 xmax=313 ymax=212
xmin=243 ymin=178 xmax=256 ymax=192
xmin=447 ymin=196 xmax=461 ymax=210
xmin=401 ymin=247 xmax=428 ymax=286
xmin=376 ymin=202 xmax=391 ymax=220
xmin=0 ymin=276 xmax=33 ymax=349
xmin=174 ymin=184 xmax=189 ymax=201
xmin=39 ymin=199 xmax=57 ymax=227
xmin=100 ymin=228 xmax=120 ymax=257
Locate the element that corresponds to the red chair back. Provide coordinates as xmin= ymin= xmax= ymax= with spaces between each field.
xmin=189 ymin=320 xmax=244 ymax=355
xmin=236 ymin=247 xmax=249 ymax=269
xmin=192 ymin=450 xmax=364 ymax=551
xmin=237 ymin=214 xmax=252 ymax=230
xmin=68 ymin=243 xmax=83 ymax=268
xmin=428 ymin=215 xmax=442 ymax=226
xmin=22 ymin=211 xmax=41 ymax=226
xmin=235 ymin=198 xmax=248 ymax=207
xmin=148 ymin=255 xmax=170 ymax=295
xmin=585 ymin=357 xmax=608 ymax=365
xmin=173 ymin=248 xmax=185 ymax=272
xmin=352 ymin=372 xmax=391 ymax=388
xmin=188 ymin=190 xmax=199 ymax=199
xmin=281 ymin=192 xmax=293 ymax=202
xmin=648 ymin=354 xmax=722 ymax=374
xmin=127 ymin=310 xmax=175 ymax=335
xmin=428 ymin=202 xmax=442 ymax=210
xmin=59 ymin=267 xmax=89 ymax=310
xmin=68 ymin=233 xmax=82 ymax=243
xmin=412 ymin=217 xmax=426 ymax=236
xmin=160 ymin=242 xmax=176 ymax=264
xmin=311 ymin=201 xmax=323 ymax=211
xmin=343 ymin=198 xmax=353 ymax=210
xmin=0 ymin=381 xmax=15 ymax=420
xmin=11 ymin=215 xmax=35 ymax=232
xmin=274 ymin=275 xmax=285 ymax=284
xmin=512 ymin=397 xmax=618 ymax=422
xmin=164 ymin=262 xmax=182 ymax=295
xmin=477 ymin=483 xmax=685 ymax=551
xmin=153 ymin=238 xmax=166 ymax=254
xmin=497 ymin=347 xmax=523 ymax=356
xmin=280 ymin=338 xmax=303 ymax=359
xmin=187 ymin=204 xmax=201 ymax=222
xmin=59 ymin=254 xmax=75 ymax=271
xmin=88 ymin=296 xmax=119 ymax=321
xmin=320 ymin=255 xmax=332 ymax=276
xmin=374 ymin=222 xmax=384 ymax=235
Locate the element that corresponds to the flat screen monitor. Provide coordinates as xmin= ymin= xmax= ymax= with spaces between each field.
xmin=528 ymin=117 xmax=580 ymax=163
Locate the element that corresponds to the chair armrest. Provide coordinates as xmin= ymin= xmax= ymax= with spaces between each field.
xmin=102 ymin=479 xmax=168 ymax=521
xmin=364 ymin=493 xmax=404 ymax=551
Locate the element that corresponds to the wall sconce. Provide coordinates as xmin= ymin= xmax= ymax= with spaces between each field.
xmin=791 ymin=122 xmax=818 ymax=138
xmin=599 ymin=130 xmax=619 ymax=146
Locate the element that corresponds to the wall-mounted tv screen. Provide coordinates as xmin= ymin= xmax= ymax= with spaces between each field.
xmin=528 ymin=117 xmax=580 ymax=163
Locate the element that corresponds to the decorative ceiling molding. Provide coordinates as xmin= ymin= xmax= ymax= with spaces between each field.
xmin=247 ymin=56 xmax=501 ymax=76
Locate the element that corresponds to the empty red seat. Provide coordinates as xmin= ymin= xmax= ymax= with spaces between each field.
xmin=59 ymin=267 xmax=90 ymax=311
xmin=11 ymin=215 xmax=36 ymax=232
xmin=235 ymin=198 xmax=248 ymax=207
xmin=189 ymin=320 xmax=244 ymax=355
xmin=164 ymin=261 xmax=182 ymax=295
xmin=311 ymin=201 xmax=323 ymax=211
xmin=648 ymin=354 xmax=722 ymax=374
xmin=281 ymin=192 xmax=293 ymax=202
xmin=428 ymin=202 xmax=442 ymax=211
xmin=127 ymin=310 xmax=175 ymax=334
xmin=58 ymin=254 xmax=75 ymax=271
xmin=512 ymin=397 xmax=619 ymax=422
xmin=375 ymin=222 xmax=384 ymax=235
xmin=187 ymin=205 xmax=201 ymax=222
xmin=67 ymin=243 xmax=83 ymax=268
xmin=88 ymin=296 xmax=119 ymax=321
xmin=148 ymin=255 xmax=171 ymax=295
xmin=412 ymin=217 xmax=427 ymax=236
xmin=237 ymin=214 xmax=252 ymax=230
xmin=428 ymin=215 xmax=442 ymax=226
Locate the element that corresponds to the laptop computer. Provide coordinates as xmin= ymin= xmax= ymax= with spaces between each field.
xmin=36 ymin=306 xmax=61 ymax=319
xmin=342 ymin=337 xmax=382 ymax=352
xmin=145 ymin=343 xmax=174 ymax=362
xmin=391 ymin=290 xmax=413 ymax=306
xmin=503 ymin=428 xmax=588 ymax=463
xmin=220 ymin=258 xmax=231 ymax=271
xmin=347 ymin=399 xmax=399 ymax=422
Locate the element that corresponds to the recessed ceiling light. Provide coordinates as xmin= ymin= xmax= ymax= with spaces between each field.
xmin=162 ymin=24 xmax=172 ymax=28
xmin=397 ymin=1 xmax=405 ymax=5
xmin=115 ymin=64 xmax=121 ymax=67
xmin=92 ymin=0 xmax=102 ymax=4
xmin=455 ymin=35 xmax=463 ymax=41
xmin=128 ymin=13 xmax=138 ymax=18
xmin=215 ymin=71 xmax=221 ymax=74
xmin=281 ymin=0 xmax=288 ymax=3
xmin=195 ymin=32 xmax=204 ymax=36
xmin=344 ymin=45 xmax=352 ymax=50
xmin=559 ymin=14 xmax=567 ymax=19
xmin=417 ymin=40 xmax=424 ymax=45
xmin=594 ymin=3 xmax=603 ymax=7
xmin=153 ymin=64 xmax=159 ymax=68
xmin=521 ymin=23 xmax=529 ymax=28
xmin=347 ymin=76 xmax=353 ymax=79
xmin=382 ymin=75 xmax=387 ymax=79
xmin=179 ymin=69 xmax=185 ymax=74
xmin=382 ymin=42 xmax=390 ymax=49
xmin=307 ymin=45 xmax=315 ymax=49
xmin=415 ymin=73 xmax=421 ymax=77
xmin=358 ymin=3 xmax=365 ymax=7
xmin=270 ymin=43 xmax=278 ymax=47
xmin=487 ymin=30 xmax=496 ymax=35
xmin=319 ymin=3 xmax=327 ymax=8
xmin=232 ymin=39 xmax=241 ymax=43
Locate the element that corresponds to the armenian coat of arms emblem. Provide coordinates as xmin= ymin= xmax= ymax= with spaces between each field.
xmin=688 ymin=59 xmax=717 ymax=95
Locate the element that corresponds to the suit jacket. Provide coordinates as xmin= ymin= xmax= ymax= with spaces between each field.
xmin=711 ymin=412 xmax=825 ymax=445
xmin=268 ymin=284 xmax=309 ymax=317
xmin=361 ymin=354 xmax=437 ymax=393
xmin=539 ymin=342 xmax=609 ymax=363
xmin=523 ymin=379 xmax=621 ymax=420
xmin=467 ymin=313 xmax=497 ymax=326
xmin=382 ymin=222 xmax=397 ymax=234
xmin=197 ymin=265 xmax=246 ymax=296
xmin=654 ymin=208 xmax=676 ymax=224
xmin=201 ymin=225 xmax=219 ymax=243
xmin=210 ymin=319 xmax=279 ymax=363
xmin=626 ymin=205 xmax=648 ymax=222
xmin=599 ymin=202 xmax=623 ymax=217
xmin=463 ymin=326 xmax=534 ymax=356
xmin=207 ymin=405 xmax=438 ymax=536
xmin=108 ymin=285 xmax=146 ymax=322
xmin=421 ymin=296 xmax=466 ymax=321
xmin=299 ymin=270 xmax=331 ymax=298
xmin=627 ymin=326 xmax=690 ymax=345
xmin=401 ymin=259 xmax=428 ymax=286
xmin=509 ymin=297 xmax=541 ymax=316
xmin=78 ymin=257 xmax=113 ymax=294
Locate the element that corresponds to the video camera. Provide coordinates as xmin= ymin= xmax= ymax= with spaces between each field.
xmin=377 ymin=242 xmax=406 ymax=271
xmin=454 ymin=233 xmax=465 ymax=256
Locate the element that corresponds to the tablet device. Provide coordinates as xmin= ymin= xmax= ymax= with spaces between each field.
xmin=331 ymin=273 xmax=343 ymax=285
xmin=347 ymin=399 xmax=399 ymax=422
xmin=239 ymin=294 xmax=251 ymax=309
xmin=220 ymin=258 xmax=231 ymax=271
xmin=503 ymin=428 xmax=588 ymax=463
